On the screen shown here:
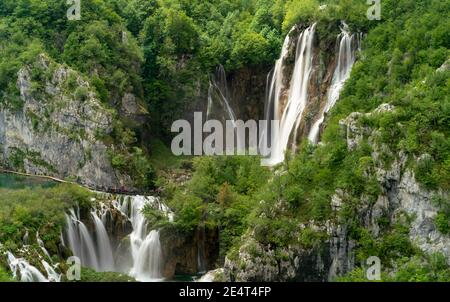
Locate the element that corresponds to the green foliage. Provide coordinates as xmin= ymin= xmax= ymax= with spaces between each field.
xmin=148 ymin=138 xmax=190 ymax=171
xmin=348 ymin=221 xmax=419 ymax=269
xmin=230 ymin=31 xmax=271 ymax=68
xmin=339 ymin=253 xmax=450 ymax=282
xmin=391 ymin=254 xmax=450 ymax=282
xmin=0 ymin=266 xmax=14 ymax=282
xmin=298 ymin=228 xmax=328 ymax=250
xmin=282 ymin=0 xmax=320 ymax=31
xmin=73 ymin=267 xmax=136 ymax=282
xmin=171 ymin=194 xmax=204 ymax=232
xmin=435 ymin=212 xmax=450 ymax=235
xmin=109 ymin=146 xmax=155 ymax=191
xmin=62 ymin=19 xmax=144 ymax=103
xmin=0 ymin=184 xmax=93 ymax=254
xmin=163 ymin=156 xmax=270 ymax=257
xmin=336 ymin=267 xmax=370 ymax=282
xmin=142 ymin=204 xmax=171 ymax=230
xmin=432 ymin=195 xmax=450 ymax=235
xmin=104 ymin=120 xmax=156 ymax=191
xmin=74 ymin=86 xmax=89 ymax=102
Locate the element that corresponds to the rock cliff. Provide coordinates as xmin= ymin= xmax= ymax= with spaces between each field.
xmin=0 ymin=54 xmax=132 ymax=190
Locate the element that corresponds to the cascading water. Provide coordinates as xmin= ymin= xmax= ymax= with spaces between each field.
xmin=207 ymin=65 xmax=237 ymax=126
xmin=6 ymin=251 xmax=60 ymax=282
xmin=91 ymin=210 xmax=115 ymax=272
xmin=131 ymin=230 xmax=163 ymax=282
xmin=7 ymin=252 xmax=48 ymax=282
xmin=263 ymin=24 xmax=317 ymax=166
xmin=127 ymin=196 xmax=165 ymax=281
xmin=308 ymin=24 xmax=359 ymax=144
xmin=63 ymin=195 xmax=171 ymax=282
xmin=259 ymin=28 xmax=293 ymax=157
xmin=65 ymin=209 xmax=100 ymax=270
xmin=42 ymin=260 xmax=61 ymax=282
xmin=36 ymin=231 xmax=52 ymax=261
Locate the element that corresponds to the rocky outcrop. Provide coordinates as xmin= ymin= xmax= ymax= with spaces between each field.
xmin=340 ymin=103 xmax=395 ymax=151
xmin=224 ymin=235 xmax=332 ymax=282
xmin=0 ymin=54 xmax=132 ymax=190
xmin=341 ymin=104 xmax=450 ymax=261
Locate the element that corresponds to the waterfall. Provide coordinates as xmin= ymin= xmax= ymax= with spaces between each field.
xmin=131 ymin=230 xmax=163 ymax=282
xmin=42 ymin=260 xmax=61 ymax=282
xmin=91 ymin=210 xmax=115 ymax=272
xmin=263 ymin=24 xmax=317 ymax=166
xmin=197 ymin=226 xmax=207 ymax=274
xmin=7 ymin=252 xmax=50 ymax=282
xmin=5 ymin=237 xmax=61 ymax=282
xmin=23 ymin=230 xmax=29 ymax=245
xmin=65 ymin=209 xmax=100 ymax=270
xmin=127 ymin=196 xmax=164 ymax=281
xmin=63 ymin=195 xmax=170 ymax=282
xmin=36 ymin=232 xmax=52 ymax=261
xmin=207 ymin=65 xmax=237 ymax=126
xmin=308 ymin=24 xmax=359 ymax=144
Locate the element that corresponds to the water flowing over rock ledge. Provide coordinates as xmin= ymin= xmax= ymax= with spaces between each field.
xmin=1 ymin=189 xmax=219 ymax=282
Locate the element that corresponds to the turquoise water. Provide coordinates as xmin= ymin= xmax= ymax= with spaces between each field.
xmin=0 ymin=173 xmax=57 ymax=189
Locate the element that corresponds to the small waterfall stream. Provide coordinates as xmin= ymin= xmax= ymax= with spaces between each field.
xmin=36 ymin=231 xmax=52 ymax=261
xmin=308 ymin=24 xmax=360 ymax=144
xmin=131 ymin=230 xmax=163 ymax=281
xmin=207 ymin=65 xmax=237 ymax=126
xmin=197 ymin=226 xmax=207 ymax=274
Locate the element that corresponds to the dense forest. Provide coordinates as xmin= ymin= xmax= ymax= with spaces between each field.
xmin=0 ymin=0 xmax=449 ymax=282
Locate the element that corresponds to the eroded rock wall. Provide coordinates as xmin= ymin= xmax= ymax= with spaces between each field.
xmin=0 ymin=54 xmax=131 ymax=190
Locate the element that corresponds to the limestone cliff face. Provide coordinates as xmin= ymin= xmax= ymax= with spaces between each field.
xmin=339 ymin=104 xmax=450 ymax=262
xmin=223 ymin=104 xmax=450 ymax=282
xmin=0 ymin=54 xmax=132 ymax=190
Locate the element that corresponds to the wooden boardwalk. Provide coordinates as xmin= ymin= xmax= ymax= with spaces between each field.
xmin=0 ymin=168 xmax=150 ymax=196
xmin=0 ymin=168 xmax=76 ymax=185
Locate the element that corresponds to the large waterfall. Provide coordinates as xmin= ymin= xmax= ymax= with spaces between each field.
xmin=64 ymin=195 xmax=172 ymax=282
xmin=262 ymin=23 xmax=361 ymax=165
xmin=308 ymin=25 xmax=360 ymax=144
xmin=263 ymin=24 xmax=317 ymax=166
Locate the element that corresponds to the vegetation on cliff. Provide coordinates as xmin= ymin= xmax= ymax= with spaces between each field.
xmin=0 ymin=0 xmax=448 ymax=282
